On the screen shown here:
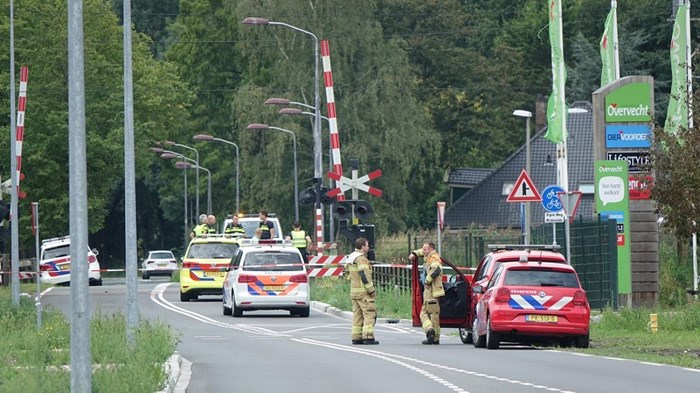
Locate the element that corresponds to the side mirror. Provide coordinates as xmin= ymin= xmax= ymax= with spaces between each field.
xmin=472 ymin=285 xmax=483 ymax=294
xmin=92 ymin=249 xmax=99 ymax=256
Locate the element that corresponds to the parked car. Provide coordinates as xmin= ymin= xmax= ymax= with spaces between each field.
xmin=222 ymin=239 xmax=309 ymax=317
xmin=141 ymin=250 xmax=178 ymax=279
xmin=39 ymin=235 xmax=102 ymax=286
xmin=179 ymin=234 xmax=242 ymax=302
xmin=472 ymin=260 xmax=590 ymax=349
xmin=461 ymin=244 xmax=567 ymax=343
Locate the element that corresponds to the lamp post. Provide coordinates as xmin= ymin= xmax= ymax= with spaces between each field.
xmin=244 ymin=18 xmax=323 ymax=241
xmin=156 ymin=151 xmax=189 ymax=248
xmin=193 ymin=134 xmax=240 ymax=215
xmin=513 ymin=110 xmax=533 ymax=245
xmin=163 ymin=141 xmax=200 ymax=219
xmin=246 ymin=123 xmax=299 ymax=222
xmin=175 ymin=162 xmax=212 ymax=216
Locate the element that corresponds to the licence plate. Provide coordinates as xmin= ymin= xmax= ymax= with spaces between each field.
xmin=202 ymin=271 xmax=225 ymax=277
xmin=157 ymin=263 xmax=168 ymax=267
xmin=59 ymin=264 xmax=71 ymax=271
xmin=263 ymin=285 xmax=285 ymax=292
xmin=526 ymin=314 xmax=558 ymax=323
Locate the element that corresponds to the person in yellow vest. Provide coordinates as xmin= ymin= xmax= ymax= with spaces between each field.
xmin=409 ymin=242 xmax=444 ymax=345
xmin=190 ymin=214 xmax=209 ymax=239
xmin=344 ymin=237 xmax=379 ymax=345
xmin=286 ymin=221 xmax=312 ymax=263
xmin=258 ymin=210 xmax=276 ymax=240
xmin=224 ymin=214 xmax=246 ymax=236
xmin=206 ymin=215 xmax=217 ymax=234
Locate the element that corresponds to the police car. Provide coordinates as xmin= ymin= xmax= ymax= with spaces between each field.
xmin=179 ymin=234 xmax=242 ymax=302
xmin=222 ymin=213 xmax=283 ymax=240
xmin=39 ymin=235 xmax=102 ymax=286
xmin=472 ymin=260 xmax=590 ymax=349
xmin=222 ymin=239 xmax=309 ymax=317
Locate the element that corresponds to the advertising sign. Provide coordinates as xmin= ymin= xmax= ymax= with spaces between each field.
xmin=629 ymin=175 xmax=653 ymax=200
xmin=607 ymin=151 xmax=651 ymax=173
xmin=604 ymin=82 xmax=653 ymax=122
xmin=605 ymin=124 xmax=652 ymax=148
xmin=595 ymin=160 xmax=631 ymax=294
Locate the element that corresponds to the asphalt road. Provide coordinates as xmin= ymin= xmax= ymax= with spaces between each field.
xmin=40 ymin=278 xmax=700 ymax=393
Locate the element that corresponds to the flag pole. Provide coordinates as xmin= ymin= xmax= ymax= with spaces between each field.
xmin=612 ymin=0 xmax=620 ymax=80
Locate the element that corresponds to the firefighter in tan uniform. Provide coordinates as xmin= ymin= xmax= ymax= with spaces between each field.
xmin=409 ymin=242 xmax=445 ymax=345
xmin=343 ymin=237 xmax=379 ymax=345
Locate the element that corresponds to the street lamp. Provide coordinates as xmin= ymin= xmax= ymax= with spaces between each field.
xmin=193 ymin=134 xmax=240 ymax=215
xmin=156 ymin=151 xmax=189 ymax=247
xmin=246 ymin=123 xmax=299 ymax=222
xmin=244 ymin=18 xmax=323 ymax=240
xmin=175 ymin=162 xmax=212 ymax=216
xmin=513 ymin=110 xmax=533 ymax=245
xmin=163 ymin=140 xmax=200 ymax=219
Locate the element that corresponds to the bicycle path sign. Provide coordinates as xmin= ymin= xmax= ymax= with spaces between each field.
xmin=541 ymin=185 xmax=565 ymax=213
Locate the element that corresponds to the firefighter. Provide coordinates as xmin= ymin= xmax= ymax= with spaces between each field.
xmin=344 ymin=237 xmax=379 ymax=345
xmin=409 ymin=242 xmax=444 ymax=345
xmin=286 ymin=221 xmax=311 ymax=262
xmin=224 ymin=215 xmax=246 ymax=236
xmin=259 ymin=210 xmax=276 ymax=240
xmin=190 ymin=214 xmax=209 ymax=239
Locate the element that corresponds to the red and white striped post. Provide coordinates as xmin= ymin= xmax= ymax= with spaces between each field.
xmin=15 ymin=66 xmax=28 ymax=199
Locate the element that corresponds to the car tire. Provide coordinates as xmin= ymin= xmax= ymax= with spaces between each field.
xmin=89 ymin=279 xmax=103 ymax=287
xmin=297 ymin=306 xmax=310 ymax=318
xmin=142 ymin=271 xmax=149 ymax=280
xmin=472 ymin=318 xmax=486 ymax=348
xmin=232 ymin=292 xmax=243 ymax=317
xmin=180 ymin=291 xmax=190 ymax=302
xmin=459 ymin=327 xmax=473 ymax=344
xmin=486 ymin=315 xmax=500 ymax=349
xmin=575 ymin=333 xmax=590 ymax=348
xmin=223 ymin=301 xmax=232 ymax=316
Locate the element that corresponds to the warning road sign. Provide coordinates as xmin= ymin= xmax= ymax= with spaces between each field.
xmin=506 ymin=170 xmax=541 ymax=202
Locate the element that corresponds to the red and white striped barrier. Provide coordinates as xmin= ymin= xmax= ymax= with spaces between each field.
xmin=321 ymin=39 xmax=344 ymax=202
xmin=14 ymin=66 xmax=28 ymax=200
xmin=306 ymin=255 xmax=347 ymax=277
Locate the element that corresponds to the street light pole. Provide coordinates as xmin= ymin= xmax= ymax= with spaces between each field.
xmin=175 ymin=162 xmax=212 ymax=216
xmin=247 ymin=124 xmax=299 ymax=222
xmin=164 ymin=141 xmax=200 ymax=219
xmin=243 ymin=18 xmax=323 ymax=240
xmin=193 ymin=134 xmax=240 ymax=215
xmin=513 ymin=110 xmax=533 ymax=245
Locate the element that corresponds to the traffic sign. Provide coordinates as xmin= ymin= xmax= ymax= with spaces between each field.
xmin=327 ymin=169 xmax=383 ymax=198
xmin=541 ymin=185 xmax=565 ymax=212
xmin=544 ymin=212 xmax=566 ymax=223
xmin=506 ymin=170 xmax=541 ymax=202
xmin=557 ymin=191 xmax=583 ymax=222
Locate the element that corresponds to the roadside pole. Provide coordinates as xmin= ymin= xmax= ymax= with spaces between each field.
xmin=32 ymin=202 xmax=41 ymax=329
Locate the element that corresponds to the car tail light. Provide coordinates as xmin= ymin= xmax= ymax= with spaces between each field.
xmin=495 ymin=287 xmax=511 ymax=302
xmin=88 ymin=255 xmax=97 ymax=263
xmin=182 ymin=261 xmax=197 ymax=269
xmin=573 ymin=290 xmax=588 ymax=306
xmin=290 ymin=274 xmax=308 ymax=283
xmin=40 ymin=264 xmax=53 ymax=272
xmin=238 ymin=274 xmax=258 ymax=283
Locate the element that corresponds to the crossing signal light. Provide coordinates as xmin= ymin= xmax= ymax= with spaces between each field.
xmin=354 ymin=200 xmax=373 ymax=220
xmin=333 ymin=201 xmax=353 ymax=220
xmin=299 ymin=187 xmax=316 ymax=205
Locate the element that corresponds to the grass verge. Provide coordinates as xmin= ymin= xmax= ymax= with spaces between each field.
xmin=0 ymin=284 xmax=179 ymax=393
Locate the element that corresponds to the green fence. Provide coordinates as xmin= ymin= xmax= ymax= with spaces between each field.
xmin=371 ymin=218 xmax=618 ymax=310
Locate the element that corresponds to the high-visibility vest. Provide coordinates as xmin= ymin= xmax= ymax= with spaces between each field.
xmin=225 ymin=223 xmax=245 ymax=234
xmin=291 ymin=230 xmax=307 ymax=249
xmin=260 ymin=221 xmax=272 ymax=239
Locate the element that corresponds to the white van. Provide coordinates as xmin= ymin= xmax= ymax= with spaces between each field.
xmin=39 ymin=236 xmax=102 ymax=286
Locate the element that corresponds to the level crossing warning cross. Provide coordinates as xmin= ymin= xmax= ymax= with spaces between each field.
xmin=506 ymin=170 xmax=541 ymax=202
xmin=327 ymin=169 xmax=382 ymax=198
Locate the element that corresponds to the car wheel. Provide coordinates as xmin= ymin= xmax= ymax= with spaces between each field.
xmin=232 ymin=292 xmax=243 ymax=317
xmin=472 ymin=317 xmax=486 ymax=348
xmin=486 ymin=315 xmax=500 ymax=349
xmin=575 ymin=333 xmax=590 ymax=348
xmin=180 ymin=291 xmax=190 ymax=302
xmin=297 ymin=306 xmax=310 ymax=318
xmin=142 ymin=271 xmax=149 ymax=280
xmin=89 ymin=279 xmax=103 ymax=287
xmin=223 ymin=302 xmax=232 ymax=316
xmin=459 ymin=327 xmax=473 ymax=344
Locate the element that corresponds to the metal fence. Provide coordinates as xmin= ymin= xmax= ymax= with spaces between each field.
xmin=368 ymin=218 xmax=619 ymax=310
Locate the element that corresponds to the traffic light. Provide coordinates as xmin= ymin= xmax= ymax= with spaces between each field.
xmin=319 ymin=186 xmax=336 ymax=205
xmin=299 ymin=187 xmax=316 ymax=205
xmin=333 ymin=201 xmax=353 ymax=220
xmin=354 ymin=200 xmax=373 ymax=220
xmin=0 ymin=202 xmax=8 ymax=221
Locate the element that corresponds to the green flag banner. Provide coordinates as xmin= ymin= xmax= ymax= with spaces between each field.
xmin=664 ymin=4 xmax=689 ymax=134
xmin=600 ymin=3 xmax=617 ymax=87
xmin=545 ymin=0 xmax=567 ymax=144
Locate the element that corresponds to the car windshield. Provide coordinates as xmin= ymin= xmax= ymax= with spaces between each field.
xmin=42 ymin=245 xmax=70 ymax=260
xmin=240 ymin=221 xmax=260 ymax=237
xmin=504 ymin=268 xmax=579 ymax=288
xmin=186 ymin=243 xmax=239 ymax=259
xmin=150 ymin=252 xmax=174 ymax=259
xmin=242 ymin=251 xmax=303 ymax=271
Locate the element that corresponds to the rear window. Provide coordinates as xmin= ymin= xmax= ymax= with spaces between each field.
xmin=242 ymin=251 xmax=303 ymax=271
xmin=42 ymin=245 xmax=70 ymax=260
xmin=187 ymin=243 xmax=240 ymax=259
xmin=504 ymin=268 xmax=579 ymax=288
xmin=150 ymin=252 xmax=174 ymax=259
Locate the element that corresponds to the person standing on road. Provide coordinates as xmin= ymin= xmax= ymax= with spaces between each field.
xmin=259 ymin=210 xmax=275 ymax=240
xmin=286 ymin=221 xmax=312 ymax=262
xmin=190 ymin=214 xmax=209 ymax=239
xmin=344 ymin=237 xmax=379 ymax=345
xmin=409 ymin=242 xmax=445 ymax=345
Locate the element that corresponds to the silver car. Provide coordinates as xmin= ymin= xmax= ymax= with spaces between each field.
xmin=141 ymin=250 xmax=178 ymax=279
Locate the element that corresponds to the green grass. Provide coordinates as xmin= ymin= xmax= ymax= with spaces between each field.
xmin=0 ymin=284 xmax=179 ymax=393
xmin=311 ymin=277 xmax=412 ymax=319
